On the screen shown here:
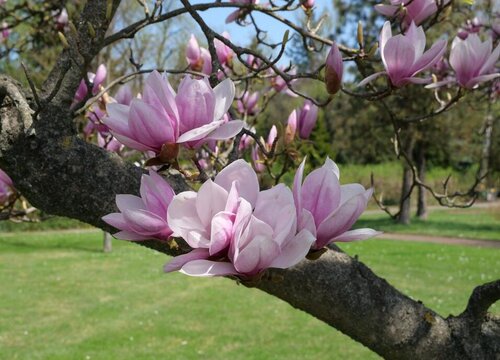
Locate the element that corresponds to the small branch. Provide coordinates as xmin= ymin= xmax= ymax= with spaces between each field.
xmin=461 ymin=279 xmax=500 ymax=322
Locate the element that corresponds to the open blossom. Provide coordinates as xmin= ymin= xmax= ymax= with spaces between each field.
xmin=0 ymin=169 xmax=14 ymax=204
xmin=73 ymin=64 xmax=107 ymax=105
xmin=164 ymin=160 xmax=315 ymax=277
xmin=293 ymin=158 xmax=380 ymax=249
xmin=103 ymin=71 xmax=244 ymax=154
xmin=449 ymin=34 xmax=500 ymax=89
xmin=103 ymin=170 xmax=174 ymax=241
xmin=359 ymin=22 xmax=446 ymax=88
xmin=325 ymin=42 xmax=343 ymax=95
xmin=186 ymin=35 xmax=212 ymax=75
xmin=375 ymin=0 xmax=438 ymax=28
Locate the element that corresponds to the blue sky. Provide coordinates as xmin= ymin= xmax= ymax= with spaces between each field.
xmin=184 ymin=1 xmax=336 ymax=64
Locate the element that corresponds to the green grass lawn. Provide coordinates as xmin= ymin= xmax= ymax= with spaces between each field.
xmin=355 ymin=206 xmax=500 ymax=241
xmin=0 ymin=231 xmax=498 ymax=359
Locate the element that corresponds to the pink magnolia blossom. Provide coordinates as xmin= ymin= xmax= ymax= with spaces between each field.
xmin=251 ymin=145 xmax=265 ymax=173
xmin=302 ymin=0 xmax=314 ymax=9
xmin=97 ymin=133 xmax=123 ymax=153
xmin=293 ymin=158 xmax=380 ymax=249
xmin=296 ymin=100 xmax=318 ymax=139
xmin=54 ymin=8 xmax=69 ymax=30
xmin=285 ymin=110 xmax=297 ymax=144
xmin=113 ymin=85 xmax=133 ymax=106
xmin=226 ymin=0 xmax=259 ymax=24
xmin=103 ymin=170 xmax=174 ymax=241
xmin=238 ymin=126 xmax=255 ymax=151
xmin=1 ymin=21 xmax=9 ymax=42
xmin=266 ymin=125 xmax=278 ymax=150
xmin=236 ymin=91 xmax=259 ymax=116
xmin=103 ymin=71 xmax=244 ymax=153
xmin=214 ymin=32 xmax=234 ymax=66
xmin=449 ymin=34 xmax=500 ymax=89
xmin=325 ymin=42 xmax=343 ymax=94
xmin=375 ymin=0 xmax=438 ymax=28
xmin=164 ymin=160 xmax=315 ymax=277
xmin=270 ymin=67 xmax=298 ymax=97
xmin=0 ymin=169 xmax=14 ymax=204
xmin=359 ymin=22 xmax=446 ymax=88
xmin=73 ymin=64 xmax=107 ymax=105
xmin=186 ymin=35 xmax=212 ymax=75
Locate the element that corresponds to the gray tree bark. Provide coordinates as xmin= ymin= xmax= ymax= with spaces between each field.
xmin=0 ymin=1 xmax=499 ymax=358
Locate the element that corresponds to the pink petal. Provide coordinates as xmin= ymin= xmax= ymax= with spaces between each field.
xmin=116 ymin=194 xmax=145 ymax=212
xmin=209 ymin=211 xmax=235 ymax=255
xmin=114 ymin=231 xmax=152 ymax=241
xmin=270 ymin=229 xmax=315 ymax=269
xmin=411 ymin=39 xmax=447 ymax=75
xmin=195 ymin=179 xmax=228 ymax=227
xmin=332 ymin=228 xmax=382 ymax=242
xmin=213 ymin=78 xmax=235 ymax=121
xmin=215 ymin=160 xmax=259 ymax=208
xmin=164 ymin=248 xmax=210 ymax=273
xmin=301 ymin=161 xmax=341 ymax=227
xmin=102 ymin=213 xmax=129 ymax=230
xmin=203 ymin=120 xmax=245 ymax=141
xmin=180 ymin=260 xmax=238 ymax=277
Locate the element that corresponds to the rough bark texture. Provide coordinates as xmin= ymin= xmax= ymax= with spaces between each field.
xmin=1 ymin=1 xmax=499 ymax=359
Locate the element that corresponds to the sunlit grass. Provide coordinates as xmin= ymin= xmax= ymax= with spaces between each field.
xmin=355 ymin=206 xmax=500 ymax=241
xmin=1 ymin=231 xmax=498 ymax=359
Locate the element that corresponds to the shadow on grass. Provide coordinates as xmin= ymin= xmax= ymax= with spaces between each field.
xmin=0 ymin=237 xmax=103 ymax=254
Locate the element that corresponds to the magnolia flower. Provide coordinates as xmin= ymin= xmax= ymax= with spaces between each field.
xmin=236 ymin=91 xmax=259 ymax=116
xmin=54 ymin=8 xmax=69 ymax=30
xmin=164 ymin=160 xmax=315 ymax=277
xmin=73 ymin=64 xmax=107 ymax=105
xmin=270 ymin=67 xmax=298 ymax=97
xmin=238 ymin=126 xmax=255 ymax=151
xmin=266 ymin=125 xmax=278 ymax=150
xmin=113 ymin=85 xmax=133 ymax=106
xmin=449 ymin=34 xmax=500 ymax=89
xmin=302 ymin=0 xmax=314 ymax=9
xmin=103 ymin=71 xmax=244 ymax=154
xmin=0 ymin=169 xmax=14 ymax=204
xmin=325 ymin=42 xmax=343 ymax=95
xmin=285 ymin=110 xmax=297 ymax=144
xmin=359 ymin=22 xmax=446 ymax=88
xmin=1 ymin=21 xmax=10 ymax=42
xmin=375 ymin=0 xmax=438 ymax=28
xmin=103 ymin=171 xmax=174 ymax=241
xmin=214 ymin=32 xmax=234 ymax=66
xmin=251 ymin=145 xmax=265 ymax=173
xmin=97 ymin=133 xmax=123 ymax=153
xmin=293 ymin=158 xmax=380 ymax=249
xmin=226 ymin=0 xmax=259 ymax=24
xmin=186 ymin=35 xmax=212 ymax=75
xmin=296 ymin=100 xmax=318 ymax=139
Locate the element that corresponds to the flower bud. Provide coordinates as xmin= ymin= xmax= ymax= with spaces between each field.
xmin=325 ymin=42 xmax=343 ymax=95
xmin=285 ymin=110 xmax=297 ymax=144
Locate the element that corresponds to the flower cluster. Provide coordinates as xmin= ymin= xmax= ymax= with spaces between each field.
xmin=103 ymin=71 xmax=244 ymax=155
xmin=103 ymin=160 xmax=379 ymax=278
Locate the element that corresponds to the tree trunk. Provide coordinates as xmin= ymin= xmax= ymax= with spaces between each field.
xmin=416 ymin=144 xmax=427 ymax=220
xmin=103 ymin=231 xmax=112 ymax=253
xmin=397 ymin=137 xmax=415 ymax=225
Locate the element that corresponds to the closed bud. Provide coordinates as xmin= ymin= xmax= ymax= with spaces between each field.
xmin=357 ymin=21 xmax=364 ymax=49
xmin=285 ymin=110 xmax=297 ymax=144
xmin=57 ymin=31 xmax=69 ymax=48
xmin=325 ymin=42 xmax=343 ymax=95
